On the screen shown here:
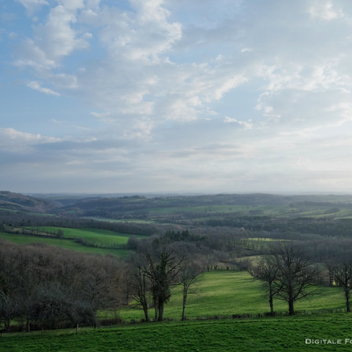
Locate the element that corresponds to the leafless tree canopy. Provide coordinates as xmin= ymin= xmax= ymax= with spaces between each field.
xmin=270 ymin=242 xmax=322 ymax=315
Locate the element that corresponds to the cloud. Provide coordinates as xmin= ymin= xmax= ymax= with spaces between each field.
xmin=27 ymin=81 xmax=60 ymax=96
xmin=15 ymin=0 xmax=49 ymax=15
xmin=307 ymin=1 xmax=344 ymax=21
xmin=0 ymin=128 xmax=61 ymax=153
xmin=224 ymin=117 xmax=253 ymax=129
xmin=15 ymin=2 xmax=91 ymax=70
xmin=6 ymin=0 xmax=352 ymax=192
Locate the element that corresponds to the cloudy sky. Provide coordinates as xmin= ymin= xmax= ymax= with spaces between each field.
xmin=1 ymin=0 xmax=352 ymax=194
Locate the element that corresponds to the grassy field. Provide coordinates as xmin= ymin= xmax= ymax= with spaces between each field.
xmin=0 ymin=270 xmax=350 ymax=351
xmin=35 ymin=227 xmax=147 ymax=245
xmin=0 ymin=231 xmax=134 ymax=257
xmin=118 ymin=271 xmax=345 ymax=321
xmin=2 ymin=314 xmax=352 ymax=351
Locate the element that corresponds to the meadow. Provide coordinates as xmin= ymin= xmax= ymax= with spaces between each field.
xmin=2 ymin=314 xmax=352 ymax=351
xmin=118 ymin=270 xmax=345 ymax=321
xmin=0 ymin=266 xmax=349 ymax=351
xmin=0 ymin=228 xmax=140 ymax=257
xmin=34 ymin=226 xmax=147 ymax=244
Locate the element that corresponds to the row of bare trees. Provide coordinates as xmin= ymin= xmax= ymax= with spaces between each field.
xmin=0 ymin=240 xmax=123 ymax=331
xmin=250 ymin=243 xmax=321 ymax=315
xmin=5 ymin=233 xmax=352 ymax=330
xmin=126 ymin=242 xmax=204 ymax=322
xmin=0 ymin=238 xmax=205 ymax=331
xmin=250 ymin=242 xmax=352 ymax=316
xmin=326 ymin=262 xmax=352 ymax=312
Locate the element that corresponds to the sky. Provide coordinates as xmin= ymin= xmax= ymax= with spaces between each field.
xmin=1 ymin=0 xmax=352 ymax=194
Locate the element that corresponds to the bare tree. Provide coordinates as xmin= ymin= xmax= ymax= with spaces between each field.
xmin=271 ymin=242 xmax=321 ymax=315
xmin=178 ymin=259 xmax=203 ymax=321
xmin=252 ymin=255 xmax=279 ymax=316
xmin=0 ymin=292 xmax=18 ymax=332
xmin=326 ymin=261 xmax=337 ymax=287
xmin=143 ymin=248 xmax=183 ymax=321
xmin=332 ymin=261 xmax=352 ymax=312
xmin=127 ymin=255 xmax=152 ymax=322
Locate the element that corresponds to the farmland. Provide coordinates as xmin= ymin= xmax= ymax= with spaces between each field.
xmin=3 ymin=191 xmax=352 ymax=351
xmin=2 ymin=314 xmax=352 ymax=351
xmin=33 ymin=227 xmax=148 ymax=244
xmin=0 ymin=226 xmax=147 ymax=257
xmin=0 ymin=269 xmax=350 ymax=352
xmin=119 ymin=270 xmax=344 ymax=321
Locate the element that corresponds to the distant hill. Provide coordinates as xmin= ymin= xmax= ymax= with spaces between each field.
xmin=55 ymin=193 xmax=352 ymax=219
xmin=4 ymin=191 xmax=352 ymax=220
xmin=0 ymin=191 xmax=57 ymax=213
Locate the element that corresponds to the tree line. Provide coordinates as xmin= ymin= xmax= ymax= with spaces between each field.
xmin=0 ymin=240 xmax=123 ymax=332
xmin=0 ymin=237 xmax=205 ymax=332
xmin=250 ymin=241 xmax=352 ymax=316
xmin=3 ymin=228 xmax=352 ymax=333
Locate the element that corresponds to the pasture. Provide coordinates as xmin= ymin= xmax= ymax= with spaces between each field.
xmin=2 ymin=314 xmax=352 ymax=351
xmin=34 ymin=226 xmax=147 ymax=244
xmin=118 ymin=270 xmax=345 ymax=321
xmin=0 ymin=267 xmax=349 ymax=351
xmin=0 ymin=229 xmax=137 ymax=257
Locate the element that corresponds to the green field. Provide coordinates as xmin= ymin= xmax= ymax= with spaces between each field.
xmin=0 ymin=270 xmax=350 ymax=351
xmin=118 ymin=271 xmax=345 ymax=321
xmin=0 ymin=231 xmax=135 ymax=257
xmin=35 ymin=227 xmax=147 ymax=244
xmin=2 ymin=314 xmax=352 ymax=351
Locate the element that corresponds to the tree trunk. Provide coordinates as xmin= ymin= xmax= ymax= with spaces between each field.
xmin=26 ymin=317 xmax=30 ymax=332
xmin=269 ymin=296 xmax=274 ymax=316
xmin=288 ymin=300 xmax=295 ymax=315
xmin=125 ymin=291 xmax=129 ymax=305
xmin=345 ymin=290 xmax=350 ymax=312
xmin=328 ymin=269 xmax=334 ymax=287
xmin=158 ymin=302 xmax=164 ymax=321
xmin=182 ymin=289 xmax=187 ymax=321
xmin=4 ymin=319 xmax=10 ymax=333
xmin=142 ymin=301 xmax=149 ymax=322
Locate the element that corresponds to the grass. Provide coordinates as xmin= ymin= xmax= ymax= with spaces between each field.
xmin=3 ymin=314 xmax=352 ymax=351
xmin=118 ymin=270 xmax=345 ymax=321
xmin=0 ymin=270 xmax=350 ymax=351
xmin=0 ymin=207 xmax=56 ymax=216
xmin=0 ymin=232 xmax=134 ymax=258
xmin=34 ymin=227 xmax=148 ymax=245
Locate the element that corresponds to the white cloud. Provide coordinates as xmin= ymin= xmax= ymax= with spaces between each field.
xmin=0 ymin=128 xmax=61 ymax=153
xmin=7 ymin=0 xmax=352 ymax=192
xmin=15 ymin=2 xmax=91 ymax=70
xmin=224 ymin=117 xmax=253 ymax=129
xmin=15 ymin=0 xmax=49 ymax=15
xmin=97 ymin=0 xmax=182 ymax=63
xmin=91 ymin=112 xmax=112 ymax=121
xmin=307 ymin=1 xmax=344 ymax=21
xmin=27 ymin=81 xmax=60 ymax=96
